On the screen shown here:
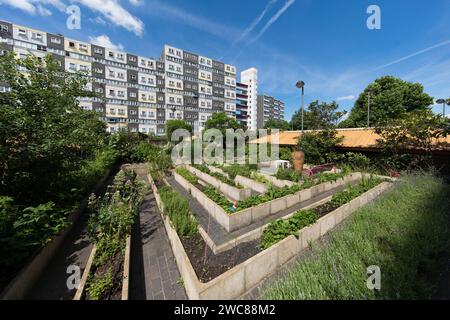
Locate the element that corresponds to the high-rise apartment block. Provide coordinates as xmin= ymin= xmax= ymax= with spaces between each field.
xmin=235 ymin=82 xmax=249 ymax=128
xmin=257 ymin=94 xmax=285 ymax=128
xmin=240 ymin=68 xmax=258 ymax=131
xmin=0 ymin=21 xmax=237 ymax=135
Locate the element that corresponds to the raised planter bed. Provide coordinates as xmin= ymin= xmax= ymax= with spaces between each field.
xmin=257 ymin=172 xmax=295 ymax=188
xmin=175 ymin=170 xmax=363 ymax=232
xmin=153 ymin=172 xmax=393 ymax=300
xmin=206 ymin=165 xmax=267 ymax=195
xmin=73 ymin=235 xmax=131 ymax=300
xmin=186 ymin=165 xmax=252 ymax=201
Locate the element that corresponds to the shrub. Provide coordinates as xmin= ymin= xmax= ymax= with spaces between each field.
xmin=220 ymin=164 xmax=257 ymax=179
xmin=275 ymin=167 xmax=302 ymax=182
xmin=298 ymin=129 xmax=343 ymax=165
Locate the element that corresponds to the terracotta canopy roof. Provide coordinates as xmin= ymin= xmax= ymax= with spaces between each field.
xmin=250 ymin=128 xmax=450 ymax=151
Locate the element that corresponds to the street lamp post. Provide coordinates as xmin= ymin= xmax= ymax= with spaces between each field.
xmin=296 ymin=81 xmax=305 ymax=132
xmin=436 ymin=99 xmax=447 ymax=117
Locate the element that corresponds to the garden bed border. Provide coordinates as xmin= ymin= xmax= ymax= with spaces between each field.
xmin=72 ymin=235 xmax=131 ymax=300
xmin=185 ymin=165 xmax=252 ymax=201
xmin=153 ymin=172 xmax=393 ymax=300
xmin=174 ymin=169 xmax=364 ymax=232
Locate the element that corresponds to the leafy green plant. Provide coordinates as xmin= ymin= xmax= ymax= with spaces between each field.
xmin=220 ymin=164 xmax=257 ymax=179
xmin=261 ymin=210 xmax=319 ymax=249
xmin=175 ymin=167 xmax=199 ymax=185
xmin=159 ymin=186 xmax=198 ymax=236
xmin=86 ymin=269 xmax=114 ymax=300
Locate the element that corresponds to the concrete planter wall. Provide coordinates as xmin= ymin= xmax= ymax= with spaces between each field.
xmin=154 ymin=171 xmax=392 ymax=300
xmin=186 ymin=165 xmax=252 ymax=201
xmin=0 ymin=167 xmax=114 ymax=300
xmin=175 ymin=170 xmax=363 ymax=233
xmin=73 ymin=234 xmax=131 ymax=300
xmin=257 ymin=172 xmax=295 ymax=188
xmin=235 ymin=175 xmax=268 ymax=194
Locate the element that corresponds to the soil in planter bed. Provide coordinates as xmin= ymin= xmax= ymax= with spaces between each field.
xmin=86 ymin=251 xmax=124 ymax=300
xmin=182 ymin=234 xmax=262 ymax=282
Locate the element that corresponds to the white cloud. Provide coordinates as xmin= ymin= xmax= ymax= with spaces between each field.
xmin=90 ymin=16 xmax=108 ymax=26
xmin=336 ymin=95 xmax=355 ymax=101
xmin=0 ymin=0 xmax=66 ymax=15
xmin=252 ymin=0 xmax=295 ymax=43
xmin=89 ymin=34 xmax=124 ymax=51
xmin=75 ymin=0 xmax=144 ymax=36
xmin=37 ymin=4 xmax=52 ymax=15
xmin=234 ymin=0 xmax=277 ymax=45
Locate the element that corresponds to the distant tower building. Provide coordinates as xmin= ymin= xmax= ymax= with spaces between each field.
xmin=235 ymin=82 xmax=249 ymax=128
xmin=240 ymin=68 xmax=258 ymax=131
xmin=257 ymin=94 xmax=285 ymax=129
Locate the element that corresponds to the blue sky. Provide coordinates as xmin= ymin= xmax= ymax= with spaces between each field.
xmin=1 ymin=0 xmax=450 ymax=120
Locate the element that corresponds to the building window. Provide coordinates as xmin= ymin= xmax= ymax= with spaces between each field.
xmin=69 ymin=41 xmax=75 ymax=48
xmin=0 ymin=25 xmax=8 ymax=32
xmin=94 ymin=47 xmax=103 ymax=54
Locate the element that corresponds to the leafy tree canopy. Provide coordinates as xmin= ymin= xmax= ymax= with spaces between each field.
xmin=291 ymin=100 xmax=346 ymax=130
xmin=204 ymin=112 xmax=243 ymax=135
xmin=264 ymin=119 xmax=291 ymax=131
xmin=166 ymin=119 xmax=192 ymax=141
xmin=340 ymin=76 xmax=434 ymax=128
xmin=0 ymin=52 xmax=107 ymax=204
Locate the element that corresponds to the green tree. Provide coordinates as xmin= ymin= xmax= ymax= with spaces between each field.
xmin=291 ymin=101 xmax=346 ymax=130
xmin=341 ymin=76 xmax=434 ymax=128
xmin=204 ymin=112 xmax=243 ymax=135
xmin=375 ymin=109 xmax=449 ymax=170
xmin=297 ymin=130 xmax=343 ymax=165
xmin=166 ymin=119 xmax=192 ymax=141
xmin=0 ymin=52 xmax=107 ymax=204
xmin=264 ymin=119 xmax=291 ymax=131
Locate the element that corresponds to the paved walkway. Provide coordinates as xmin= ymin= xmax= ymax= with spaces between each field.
xmin=130 ymin=165 xmax=187 ymax=300
xmin=167 ymin=175 xmax=357 ymax=248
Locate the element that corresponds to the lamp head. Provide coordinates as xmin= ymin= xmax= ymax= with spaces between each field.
xmin=436 ymin=99 xmax=446 ymax=104
xmin=296 ymin=80 xmax=305 ymax=89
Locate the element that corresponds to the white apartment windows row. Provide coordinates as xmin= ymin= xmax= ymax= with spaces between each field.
xmin=168 ymin=47 xmax=182 ymax=58
xmin=108 ymin=89 xmax=126 ymax=97
xmin=108 ymin=51 xmax=125 ymax=61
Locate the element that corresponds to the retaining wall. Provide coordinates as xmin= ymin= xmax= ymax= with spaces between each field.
xmin=175 ymin=170 xmax=363 ymax=232
xmin=154 ymin=172 xmax=393 ymax=300
xmin=186 ymin=165 xmax=252 ymax=201
xmin=257 ymin=172 xmax=295 ymax=188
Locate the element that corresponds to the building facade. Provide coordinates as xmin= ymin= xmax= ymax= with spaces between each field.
xmin=257 ymin=94 xmax=285 ymax=129
xmin=240 ymin=68 xmax=258 ymax=131
xmin=0 ymin=21 xmax=237 ymax=136
xmin=235 ymin=82 xmax=249 ymax=128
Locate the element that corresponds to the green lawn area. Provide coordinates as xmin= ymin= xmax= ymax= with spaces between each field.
xmin=262 ymin=173 xmax=450 ymax=300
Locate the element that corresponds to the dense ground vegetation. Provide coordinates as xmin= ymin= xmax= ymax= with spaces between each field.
xmin=263 ymin=174 xmax=450 ymax=299
xmin=86 ymin=169 xmax=147 ymax=300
